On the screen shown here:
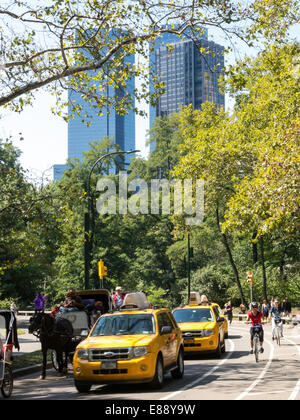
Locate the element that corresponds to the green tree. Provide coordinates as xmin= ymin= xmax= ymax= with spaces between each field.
xmin=1 ymin=0 xmax=298 ymax=117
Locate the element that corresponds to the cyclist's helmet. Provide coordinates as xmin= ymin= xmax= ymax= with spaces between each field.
xmin=251 ymin=302 xmax=258 ymax=308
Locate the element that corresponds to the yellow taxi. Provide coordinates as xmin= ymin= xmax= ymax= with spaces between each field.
xmin=73 ymin=292 xmax=184 ymax=392
xmin=173 ymin=292 xmax=226 ymax=357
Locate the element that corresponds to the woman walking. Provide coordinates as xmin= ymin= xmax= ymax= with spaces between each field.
xmin=34 ymin=292 xmax=46 ymax=314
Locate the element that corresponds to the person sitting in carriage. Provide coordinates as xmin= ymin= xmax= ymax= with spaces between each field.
xmin=60 ymin=289 xmax=85 ymax=313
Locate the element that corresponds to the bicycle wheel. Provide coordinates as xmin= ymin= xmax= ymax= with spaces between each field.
xmin=276 ymin=328 xmax=281 ymax=346
xmin=254 ymin=336 xmax=259 ymax=363
xmin=1 ymin=364 xmax=13 ymax=398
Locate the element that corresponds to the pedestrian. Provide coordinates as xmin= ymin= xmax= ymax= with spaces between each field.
xmin=240 ymin=302 xmax=246 ymax=314
xmin=282 ymin=297 xmax=292 ymax=317
xmin=225 ymin=301 xmax=233 ymax=325
xmin=10 ymin=301 xmax=18 ymax=318
xmin=270 ymin=297 xmax=275 ymax=309
xmin=113 ymin=286 xmax=124 ymax=310
xmin=262 ymin=299 xmax=269 ymax=322
xmin=33 ymin=292 xmax=46 ymax=314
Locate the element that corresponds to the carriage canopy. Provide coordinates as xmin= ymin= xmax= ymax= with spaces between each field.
xmin=0 ymin=311 xmax=19 ymax=350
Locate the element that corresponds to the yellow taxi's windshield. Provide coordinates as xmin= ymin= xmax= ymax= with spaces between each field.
xmin=91 ymin=314 xmax=156 ymax=336
xmin=173 ymin=308 xmax=214 ymax=323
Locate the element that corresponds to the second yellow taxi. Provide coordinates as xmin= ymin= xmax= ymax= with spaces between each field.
xmin=173 ymin=292 xmax=227 ymax=357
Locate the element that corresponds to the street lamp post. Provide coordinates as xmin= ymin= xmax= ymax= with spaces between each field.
xmin=187 ymin=233 xmax=194 ymax=303
xmin=84 ymin=149 xmax=139 ymax=290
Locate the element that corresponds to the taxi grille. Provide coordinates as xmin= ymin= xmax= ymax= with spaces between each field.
xmin=89 ymin=348 xmax=131 ymax=361
xmin=182 ymin=330 xmax=203 ymax=339
xmin=93 ymin=369 xmax=128 ymax=375
xmin=184 ymin=343 xmax=202 ymax=348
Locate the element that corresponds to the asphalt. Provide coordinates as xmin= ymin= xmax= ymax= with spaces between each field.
xmin=12 ymin=315 xmax=300 ymax=379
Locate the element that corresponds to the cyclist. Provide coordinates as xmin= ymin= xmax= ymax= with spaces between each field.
xmin=269 ymin=299 xmax=283 ymax=340
xmin=246 ymin=302 xmax=264 ymax=354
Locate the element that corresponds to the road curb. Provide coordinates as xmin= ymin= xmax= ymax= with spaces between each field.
xmin=13 ymin=361 xmax=53 ymax=378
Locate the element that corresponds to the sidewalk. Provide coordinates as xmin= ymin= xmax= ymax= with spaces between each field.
xmin=14 ymin=332 xmax=42 ymax=356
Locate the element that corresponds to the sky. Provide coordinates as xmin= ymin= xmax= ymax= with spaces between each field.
xmin=0 ymin=21 xmax=298 ymax=183
xmin=1 ymin=88 xmax=150 ymax=182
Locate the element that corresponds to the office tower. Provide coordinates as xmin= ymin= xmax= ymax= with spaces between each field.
xmin=53 ymin=163 xmax=69 ymax=181
xmin=53 ymin=53 xmax=136 ymax=181
xmin=149 ymin=30 xmax=224 ymax=152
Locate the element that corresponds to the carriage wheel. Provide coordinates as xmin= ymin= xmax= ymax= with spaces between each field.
xmin=52 ymin=350 xmax=71 ymax=372
xmin=1 ymin=364 xmax=13 ymax=398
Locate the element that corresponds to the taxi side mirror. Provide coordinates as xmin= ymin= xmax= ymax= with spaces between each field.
xmin=217 ymin=317 xmax=225 ymax=322
xmin=160 ymin=326 xmax=172 ymax=335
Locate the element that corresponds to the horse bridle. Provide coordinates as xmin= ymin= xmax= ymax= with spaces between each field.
xmin=31 ymin=315 xmax=53 ymax=338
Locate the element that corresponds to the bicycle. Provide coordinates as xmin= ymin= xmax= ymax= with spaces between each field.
xmin=0 ymin=311 xmax=18 ymax=398
xmin=252 ymin=325 xmax=262 ymax=363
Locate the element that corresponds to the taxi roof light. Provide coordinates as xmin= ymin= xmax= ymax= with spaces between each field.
xmin=189 ymin=292 xmax=201 ymax=306
xmin=120 ymin=292 xmax=151 ymax=311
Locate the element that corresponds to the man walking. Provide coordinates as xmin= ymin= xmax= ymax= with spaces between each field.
xmin=33 ymin=292 xmax=46 ymax=314
xmin=282 ymin=297 xmax=292 ymax=317
xmin=113 ymin=286 xmax=124 ymax=310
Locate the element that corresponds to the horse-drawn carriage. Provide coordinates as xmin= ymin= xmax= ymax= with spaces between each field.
xmin=0 ymin=310 xmax=19 ymax=398
xmin=51 ymin=289 xmax=114 ymax=370
xmin=29 ymin=289 xmax=115 ymax=378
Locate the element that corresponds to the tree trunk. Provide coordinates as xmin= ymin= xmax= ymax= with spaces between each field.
xmin=259 ymin=236 xmax=268 ymax=301
xmin=252 ymin=231 xmax=258 ymax=264
xmin=216 ymin=204 xmax=246 ymax=305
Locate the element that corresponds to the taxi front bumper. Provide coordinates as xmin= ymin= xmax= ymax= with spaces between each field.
xmin=73 ymin=352 xmax=157 ymax=384
xmin=183 ymin=335 xmax=219 ymax=353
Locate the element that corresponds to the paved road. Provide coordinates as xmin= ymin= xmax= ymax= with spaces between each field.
xmin=10 ymin=322 xmax=300 ymax=401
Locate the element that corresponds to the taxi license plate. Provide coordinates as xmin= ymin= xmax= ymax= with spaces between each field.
xmin=184 ymin=338 xmax=194 ymax=344
xmin=101 ymin=361 xmax=117 ymax=369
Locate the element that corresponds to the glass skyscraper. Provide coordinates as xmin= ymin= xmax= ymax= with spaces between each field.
xmin=149 ymin=30 xmax=224 ymax=152
xmin=53 ymin=56 xmax=135 ymax=181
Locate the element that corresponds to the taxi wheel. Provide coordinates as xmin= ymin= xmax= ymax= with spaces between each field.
xmin=150 ymin=354 xmax=164 ymax=389
xmin=171 ymin=348 xmax=184 ymax=379
xmin=215 ymin=336 xmax=222 ymax=358
xmin=221 ymin=338 xmax=226 ymax=354
xmin=74 ymin=381 xmax=91 ymax=393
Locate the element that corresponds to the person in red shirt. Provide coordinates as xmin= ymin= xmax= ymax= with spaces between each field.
xmin=246 ymin=302 xmax=264 ymax=354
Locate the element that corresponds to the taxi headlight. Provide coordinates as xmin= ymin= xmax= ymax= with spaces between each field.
xmin=203 ymin=329 xmax=214 ymax=337
xmin=76 ymin=348 xmax=89 ymax=360
xmin=132 ymin=346 xmax=151 ymax=358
